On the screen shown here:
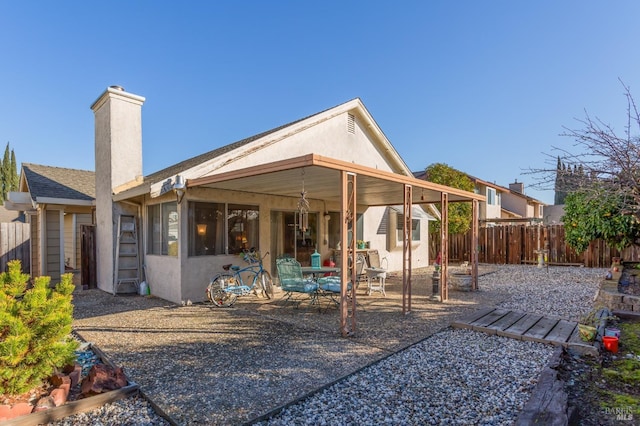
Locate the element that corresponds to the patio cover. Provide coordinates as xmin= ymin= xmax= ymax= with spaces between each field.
xmin=186 ymin=153 xmax=484 ymax=336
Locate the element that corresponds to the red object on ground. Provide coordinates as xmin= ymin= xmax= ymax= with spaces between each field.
xmin=603 ymin=336 xmax=619 ymax=353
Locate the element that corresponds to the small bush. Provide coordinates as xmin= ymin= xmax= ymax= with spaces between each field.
xmin=0 ymin=260 xmax=78 ymax=395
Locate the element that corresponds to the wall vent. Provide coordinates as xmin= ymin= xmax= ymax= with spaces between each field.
xmin=347 ymin=113 xmax=355 ymax=134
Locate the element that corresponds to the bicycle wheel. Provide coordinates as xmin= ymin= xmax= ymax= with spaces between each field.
xmin=207 ymin=274 xmax=237 ymax=307
xmin=257 ymin=270 xmax=273 ymax=299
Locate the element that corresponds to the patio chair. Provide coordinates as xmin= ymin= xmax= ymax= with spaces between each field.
xmin=276 ymin=257 xmax=319 ymax=307
xmin=365 ymin=249 xmax=388 ymax=296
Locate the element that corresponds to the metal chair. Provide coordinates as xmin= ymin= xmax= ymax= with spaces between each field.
xmin=275 ymin=257 xmax=319 ymax=307
xmin=365 ymin=249 xmax=387 ymax=296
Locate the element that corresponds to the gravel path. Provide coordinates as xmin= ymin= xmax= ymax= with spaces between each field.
xmin=50 ymin=265 xmax=606 ymax=425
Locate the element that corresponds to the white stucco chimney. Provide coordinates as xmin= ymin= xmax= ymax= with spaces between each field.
xmin=91 ymin=86 xmax=146 ymax=293
xmin=509 ymin=180 xmax=525 ymax=194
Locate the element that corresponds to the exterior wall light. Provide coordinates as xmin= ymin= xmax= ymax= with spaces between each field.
xmin=173 ymin=175 xmax=186 ymax=204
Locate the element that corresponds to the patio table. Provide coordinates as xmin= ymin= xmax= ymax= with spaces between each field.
xmin=300 ymin=266 xmax=340 ymax=278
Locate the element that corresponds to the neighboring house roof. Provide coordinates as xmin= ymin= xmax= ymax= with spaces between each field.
xmin=414 ymin=170 xmax=547 ymax=206
xmin=505 ymin=187 xmax=546 ymax=205
xmin=21 ymin=163 xmax=95 ymax=203
xmin=0 ymin=205 xmax=24 ymax=222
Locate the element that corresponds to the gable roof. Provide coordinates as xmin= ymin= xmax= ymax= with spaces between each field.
xmin=21 ymin=163 xmax=95 ymax=203
xmin=116 ymin=97 xmax=412 ymax=200
xmin=145 ymin=98 xmax=363 ymax=185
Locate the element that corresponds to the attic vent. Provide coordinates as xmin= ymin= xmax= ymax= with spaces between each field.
xmin=347 ymin=113 xmax=355 ymax=134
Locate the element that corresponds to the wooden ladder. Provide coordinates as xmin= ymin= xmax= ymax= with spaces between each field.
xmin=114 ymin=215 xmax=140 ymax=295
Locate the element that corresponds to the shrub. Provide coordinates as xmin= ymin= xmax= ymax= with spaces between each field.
xmin=0 ymin=260 xmax=78 ymax=395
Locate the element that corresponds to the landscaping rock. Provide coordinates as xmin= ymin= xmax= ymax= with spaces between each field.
xmin=81 ymin=364 xmax=127 ymax=396
xmin=51 ymin=384 xmax=70 ymax=407
xmin=0 ymin=402 xmax=33 ymax=420
xmin=34 ymin=396 xmax=55 ymax=412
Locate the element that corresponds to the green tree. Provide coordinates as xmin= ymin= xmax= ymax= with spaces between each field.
xmin=422 ymin=163 xmax=475 ymax=235
xmin=0 ymin=261 xmax=78 ymax=395
xmin=10 ymin=149 xmax=18 ymax=193
xmin=563 ymin=189 xmax=640 ymax=253
xmin=0 ymin=142 xmax=19 ymax=203
xmin=0 ymin=143 xmax=9 ymax=202
xmin=546 ymin=80 xmax=640 ymax=253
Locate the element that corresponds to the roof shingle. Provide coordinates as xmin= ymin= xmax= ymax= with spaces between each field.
xmin=22 ymin=163 xmax=95 ymax=202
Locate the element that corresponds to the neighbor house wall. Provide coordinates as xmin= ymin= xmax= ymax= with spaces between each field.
xmin=64 ymin=213 xmax=75 ymax=269
xmin=45 ymin=209 xmax=62 ymax=283
xmin=30 ymin=214 xmax=40 ymax=276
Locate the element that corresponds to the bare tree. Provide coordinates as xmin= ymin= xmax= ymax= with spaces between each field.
xmin=529 ymin=80 xmax=640 ymax=217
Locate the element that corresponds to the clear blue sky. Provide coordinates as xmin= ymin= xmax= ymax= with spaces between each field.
xmin=2 ymin=1 xmax=639 ymax=205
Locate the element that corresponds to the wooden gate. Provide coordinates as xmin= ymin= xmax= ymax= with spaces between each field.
xmin=81 ymin=225 xmax=97 ymax=288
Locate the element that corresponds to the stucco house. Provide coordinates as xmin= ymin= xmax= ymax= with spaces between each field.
xmin=500 ymin=180 xmax=546 ymax=224
xmin=6 ymin=163 xmax=95 ymax=283
xmin=90 ymin=86 xmax=483 ymax=333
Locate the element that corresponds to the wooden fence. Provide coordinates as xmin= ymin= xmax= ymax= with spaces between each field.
xmin=0 ymin=222 xmax=30 ymax=273
xmin=435 ymin=224 xmax=640 ymax=268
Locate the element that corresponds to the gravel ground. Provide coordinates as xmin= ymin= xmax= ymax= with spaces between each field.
xmin=49 ymin=264 xmax=607 ymax=425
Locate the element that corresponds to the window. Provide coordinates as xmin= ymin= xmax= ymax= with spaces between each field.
xmin=487 ymin=188 xmax=496 ymax=205
xmin=327 ymin=212 xmax=362 ymax=249
xmin=396 ymin=214 xmax=420 ymax=242
xmin=188 ymin=202 xmax=224 ymax=256
xmin=227 ymin=204 xmax=259 ymax=254
xmin=147 ymin=202 xmax=178 ymax=256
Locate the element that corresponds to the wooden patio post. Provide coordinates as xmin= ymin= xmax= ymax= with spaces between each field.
xmin=402 ymin=184 xmax=412 ymax=314
xmin=340 ymin=171 xmax=357 ymax=337
xmin=440 ymin=192 xmax=449 ymax=301
xmin=471 ymin=199 xmax=479 ymax=290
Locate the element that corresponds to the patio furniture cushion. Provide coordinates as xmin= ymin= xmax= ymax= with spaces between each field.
xmin=280 ymin=278 xmax=318 ymax=293
xmin=276 ymin=258 xmax=319 ymax=294
xmin=317 ymin=276 xmax=352 ymax=293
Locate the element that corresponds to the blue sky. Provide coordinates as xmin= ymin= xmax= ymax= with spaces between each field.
xmin=2 ymin=1 xmax=639 ymax=205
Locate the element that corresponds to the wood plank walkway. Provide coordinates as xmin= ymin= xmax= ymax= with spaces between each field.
xmin=451 ymin=307 xmax=584 ymax=347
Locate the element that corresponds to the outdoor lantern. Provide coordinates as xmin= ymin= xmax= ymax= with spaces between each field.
xmin=173 ymin=175 xmax=186 ymax=204
xmin=311 ymin=249 xmax=321 ymax=269
xmin=197 ymin=224 xmax=207 ymax=236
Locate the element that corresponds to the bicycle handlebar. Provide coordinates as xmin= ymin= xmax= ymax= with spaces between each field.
xmin=242 ymin=248 xmax=270 ymax=264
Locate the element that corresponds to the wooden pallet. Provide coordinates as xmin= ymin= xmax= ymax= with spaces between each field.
xmin=452 ymin=307 xmax=592 ymax=350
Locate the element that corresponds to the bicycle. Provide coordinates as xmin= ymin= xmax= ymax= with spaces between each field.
xmin=206 ymin=248 xmax=274 ymax=307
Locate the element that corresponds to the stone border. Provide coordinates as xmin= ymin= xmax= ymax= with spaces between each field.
xmin=515 ymin=346 xmax=570 ymax=425
xmin=2 ymin=342 xmax=139 ymax=425
xmin=596 ymin=280 xmax=640 ymax=312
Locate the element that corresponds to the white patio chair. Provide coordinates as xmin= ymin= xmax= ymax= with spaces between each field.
xmin=365 ymin=249 xmax=388 ymax=296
